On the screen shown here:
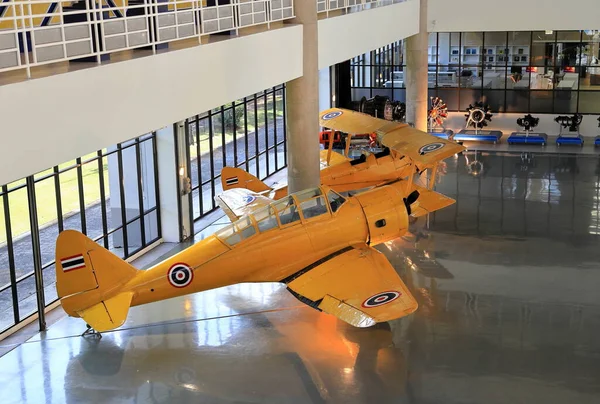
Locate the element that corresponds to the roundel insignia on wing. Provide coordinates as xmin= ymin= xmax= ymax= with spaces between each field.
xmin=167 ymin=263 xmax=194 ymax=288
xmin=322 ymin=111 xmax=343 ymax=120
xmin=419 ymin=142 xmax=445 ymax=155
xmin=362 ymin=291 xmax=401 ymax=308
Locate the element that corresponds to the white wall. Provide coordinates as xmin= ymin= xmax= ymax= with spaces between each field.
xmin=428 ymin=0 xmax=600 ymax=32
xmin=318 ymin=0 xmax=420 ymax=70
xmin=318 ymin=67 xmax=331 ymax=112
xmin=0 ymin=26 xmax=303 ymax=186
xmin=445 ymin=112 xmax=600 ymax=138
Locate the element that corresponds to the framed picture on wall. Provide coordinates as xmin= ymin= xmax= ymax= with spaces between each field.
xmin=514 ymin=56 xmax=520 ymax=62
xmin=452 ymin=49 xmax=459 ymax=55
xmin=521 ymin=56 xmax=527 ymax=62
xmin=518 ymin=48 xmax=524 ymax=55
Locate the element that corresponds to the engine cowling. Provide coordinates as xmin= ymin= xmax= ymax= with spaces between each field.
xmin=354 ymin=185 xmax=409 ymax=246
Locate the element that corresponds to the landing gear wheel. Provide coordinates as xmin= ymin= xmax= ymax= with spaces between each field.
xmin=81 ymin=324 xmax=102 ymax=339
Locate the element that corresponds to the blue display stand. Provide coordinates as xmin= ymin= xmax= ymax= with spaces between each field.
xmin=507 ymin=132 xmax=548 ymax=145
xmin=454 ymin=130 xmax=503 ymax=143
xmin=428 ymin=129 xmax=454 ymax=140
xmin=556 ymin=135 xmax=584 ymax=146
xmin=594 ymin=136 xmax=600 ymax=147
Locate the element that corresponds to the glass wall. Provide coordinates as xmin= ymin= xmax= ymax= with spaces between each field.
xmin=0 ymin=133 xmax=161 ymax=335
xmin=187 ymin=85 xmax=287 ymax=220
xmin=351 ymin=31 xmax=600 ymax=114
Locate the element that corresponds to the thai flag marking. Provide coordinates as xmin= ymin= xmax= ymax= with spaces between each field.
xmin=226 ymin=177 xmax=239 ymax=185
xmin=61 ymin=254 xmax=86 ymax=272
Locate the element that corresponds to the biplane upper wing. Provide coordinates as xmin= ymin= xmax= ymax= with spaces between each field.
xmin=319 ymin=108 xmax=465 ymax=168
xmin=284 ymin=244 xmax=417 ymax=327
xmin=215 ymin=188 xmax=274 ymax=221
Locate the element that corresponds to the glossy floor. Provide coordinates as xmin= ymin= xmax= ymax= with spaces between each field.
xmin=1 ymin=150 xmax=599 ymax=404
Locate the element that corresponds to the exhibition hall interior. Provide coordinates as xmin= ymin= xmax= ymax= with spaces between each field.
xmin=1 ymin=1 xmax=600 ymax=403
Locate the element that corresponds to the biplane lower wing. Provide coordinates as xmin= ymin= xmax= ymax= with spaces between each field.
xmin=319 ymin=108 xmax=465 ymax=168
xmin=215 ymin=188 xmax=274 ymax=221
xmin=410 ymin=184 xmax=456 ymax=218
xmin=284 ymin=244 xmax=417 ymax=327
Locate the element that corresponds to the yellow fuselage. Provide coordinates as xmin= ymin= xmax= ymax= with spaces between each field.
xmin=124 ymin=184 xmax=408 ymax=309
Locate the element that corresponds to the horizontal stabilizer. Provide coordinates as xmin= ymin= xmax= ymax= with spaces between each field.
xmin=215 ymin=188 xmax=275 ymax=221
xmin=77 ymin=292 xmax=133 ymax=332
xmin=410 ymin=184 xmax=456 ymax=217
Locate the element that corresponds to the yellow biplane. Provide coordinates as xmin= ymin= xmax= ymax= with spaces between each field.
xmin=218 ymin=108 xmax=464 ymax=220
xmin=54 ymin=108 xmax=463 ymax=334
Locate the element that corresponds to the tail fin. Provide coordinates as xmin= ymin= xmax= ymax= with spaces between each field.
xmin=55 ymin=230 xmax=139 ymax=331
xmin=221 ymin=167 xmax=271 ymax=193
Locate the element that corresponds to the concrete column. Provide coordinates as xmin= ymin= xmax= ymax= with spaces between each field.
xmin=405 ymin=0 xmax=429 ymax=131
xmin=285 ymin=1 xmax=320 ymax=193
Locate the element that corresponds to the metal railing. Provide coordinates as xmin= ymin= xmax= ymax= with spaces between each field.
xmin=316 ymin=0 xmax=405 ymax=14
xmin=0 ymin=0 xmax=294 ymax=77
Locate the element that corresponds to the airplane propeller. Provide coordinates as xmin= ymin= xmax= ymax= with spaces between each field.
xmin=403 ymin=190 xmax=420 ymax=215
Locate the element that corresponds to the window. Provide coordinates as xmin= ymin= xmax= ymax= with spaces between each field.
xmin=187 ymin=85 xmax=288 ymax=222
xmin=327 ymin=191 xmax=346 ymax=213
xmin=300 ymin=197 xmax=329 ymax=219
xmin=215 ymin=216 xmax=256 ymax=246
xmin=272 ymin=198 xmax=301 ymax=226
xmin=0 ymin=134 xmax=161 ymax=335
xmin=350 ymin=30 xmax=598 ymax=114
xmin=254 ymin=205 xmax=279 ymax=233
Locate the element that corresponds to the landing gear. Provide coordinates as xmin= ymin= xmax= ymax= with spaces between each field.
xmin=81 ymin=324 xmax=102 ymax=339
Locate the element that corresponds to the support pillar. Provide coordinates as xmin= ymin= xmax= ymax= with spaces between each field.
xmin=405 ymin=0 xmax=428 ymax=131
xmin=285 ymin=1 xmax=320 ymax=193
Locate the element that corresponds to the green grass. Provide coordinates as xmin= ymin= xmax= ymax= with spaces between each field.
xmin=0 ymin=152 xmax=109 ymax=245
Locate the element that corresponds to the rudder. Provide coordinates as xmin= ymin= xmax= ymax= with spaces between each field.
xmin=55 ymin=230 xmax=139 ymax=331
xmin=221 ymin=167 xmax=271 ymax=193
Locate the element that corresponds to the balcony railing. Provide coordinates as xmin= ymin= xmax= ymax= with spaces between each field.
xmin=0 ymin=0 xmax=294 ymax=77
xmin=317 ymin=0 xmax=405 ymax=14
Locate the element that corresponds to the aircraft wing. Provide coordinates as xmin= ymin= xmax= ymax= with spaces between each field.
xmin=215 ymin=188 xmax=274 ymax=221
xmin=319 ymin=108 xmax=465 ymax=168
xmin=319 ymin=149 xmax=350 ymax=169
xmin=410 ymin=184 xmax=456 ymax=218
xmin=284 ymin=244 xmax=417 ymax=327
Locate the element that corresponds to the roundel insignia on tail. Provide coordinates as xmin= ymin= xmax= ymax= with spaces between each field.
xmin=242 ymin=195 xmax=256 ymax=205
xmin=419 ymin=142 xmax=445 ymax=155
xmin=322 ymin=111 xmax=343 ymax=120
xmin=362 ymin=291 xmax=401 ymax=308
xmin=167 ymin=263 xmax=194 ymax=288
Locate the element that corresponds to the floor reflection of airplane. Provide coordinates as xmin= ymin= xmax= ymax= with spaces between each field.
xmin=64 ymin=290 xmax=408 ymax=403
xmin=218 ymin=108 xmax=465 ymax=219
xmin=55 ymin=108 xmax=461 ymax=334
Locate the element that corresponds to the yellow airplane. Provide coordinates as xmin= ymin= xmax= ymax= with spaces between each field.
xmin=54 ymin=108 xmax=461 ymax=334
xmin=218 ymin=108 xmax=464 ymax=218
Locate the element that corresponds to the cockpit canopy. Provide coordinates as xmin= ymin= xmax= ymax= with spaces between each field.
xmin=215 ymin=187 xmax=346 ymax=247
